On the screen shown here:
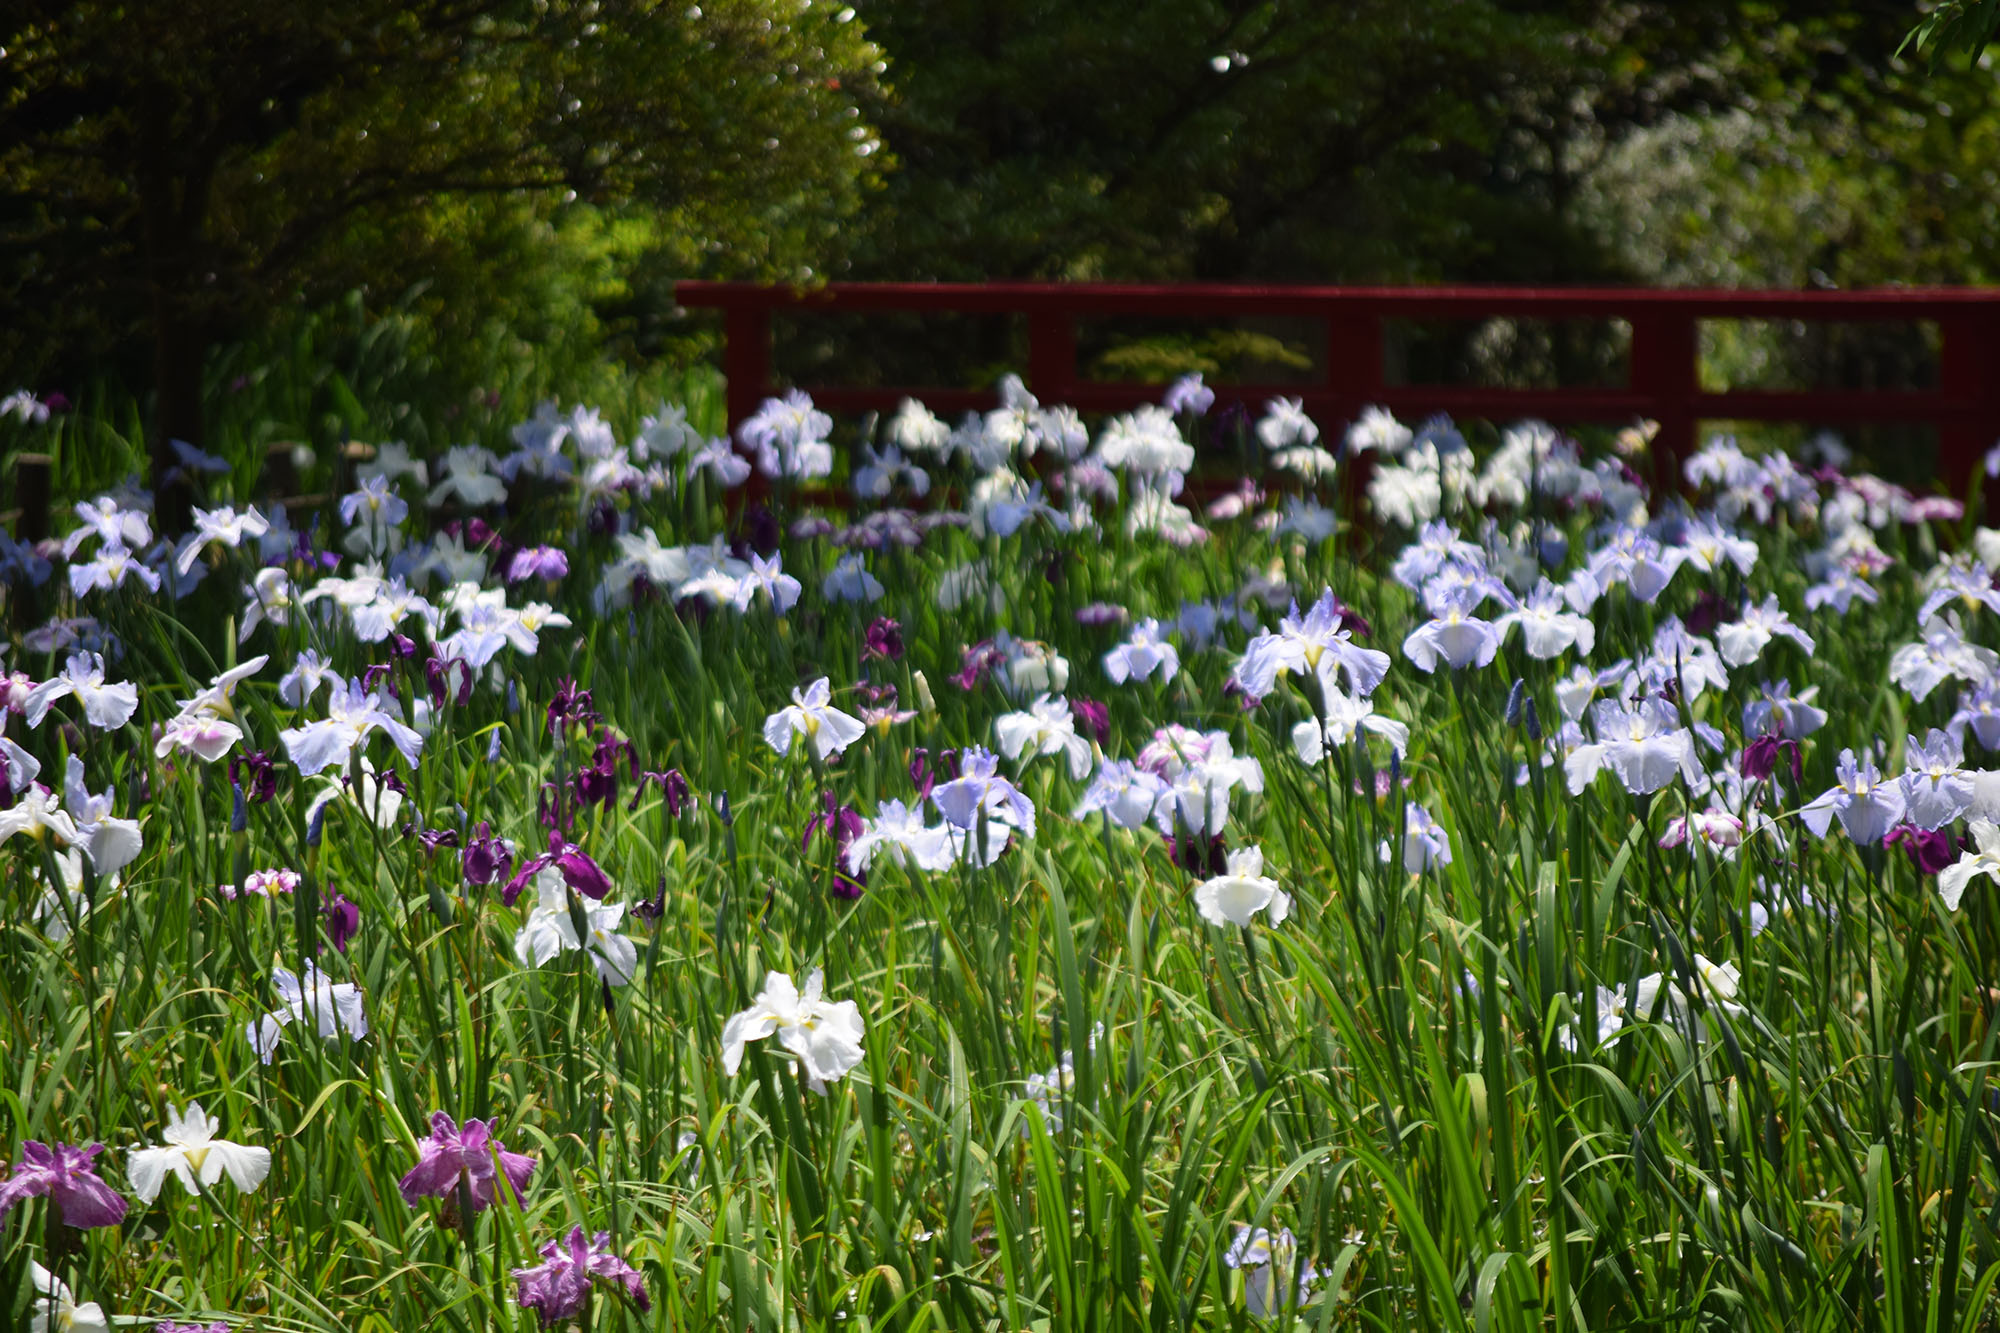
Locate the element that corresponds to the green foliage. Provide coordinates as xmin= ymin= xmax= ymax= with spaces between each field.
xmin=1089 ymin=330 xmax=1310 ymax=384
xmin=0 ymin=0 xmax=884 ymax=447
xmin=1903 ymin=0 xmax=2000 ymax=64
xmin=4 ymin=396 xmax=2000 ymax=1329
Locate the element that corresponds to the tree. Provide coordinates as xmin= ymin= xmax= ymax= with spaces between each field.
xmin=837 ymin=1 xmax=1940 ymax=285
xmin=0 ymin=0 xmax=883 ymax=515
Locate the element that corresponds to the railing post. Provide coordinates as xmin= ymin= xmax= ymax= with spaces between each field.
xmin=723 ymin=303 xmax=772 ymax=438
xmin=1939 ymin=310 xmax=1999 ymax=516
xmin=1326 ymin=308 xmax=1382 ymax=506
xmin=1628 ymin=311 xmax=1698 ymax=492
xmin=1027 ymin=309 xmax=1074 ymax=405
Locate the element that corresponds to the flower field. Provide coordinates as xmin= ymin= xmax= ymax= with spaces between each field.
xmin=3 ymin=378 xmax=2000 ymax=1331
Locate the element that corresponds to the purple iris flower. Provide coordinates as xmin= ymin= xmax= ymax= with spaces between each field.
xmin=426 ymin=655 xmax=474 ymax=709
xmin=1069 ymin=697 xmax=1111 ymax=746
xmin=0 ymin=1140 xmax=128 ymax=1228
xmin=863 ymin=616 xmax=904 ymax=662
xmin=323 ymin=890 xmax=361 ymax=953
xmin=1683 ymin=589 xmax=1730 ymax=638
xmin=1740 ymin=734 xmax=1802 ymax=784
xmin=953 ymin=639 xmax=1008 ymax=692
xmin=1162 ymin=829 xmax=1228 ymax=878
xmin=545 ymin=678 xmax=596 ymax=738
xmin=572 ymin=731 xmax=638 ymax=813
xmin=803 ymin=790 xmax=867 ymax=899
xmin=629 ymin=768 xmax=691 ymax=816
xmin=398 ymin=1111 xmax=536 ymax=1214
xmin=229 ymin=750 xmax=279 ymax=804
xmin=417 ymin=827 xmax=461 ymax=857
xmin=909 ymin=748 xmax=956 ymax=802
xmin=1886 ymin=823 xmax=1959 ymax=875
xmin=463 ymin=822 xmax=515 ymax=886
xmin=506 ymin=546 xmax=569 ymax=583
xmin=513 ymin=1226 xmax=649 ymax=1327
xmin=503 ymin=830 xmax=614 ymax=907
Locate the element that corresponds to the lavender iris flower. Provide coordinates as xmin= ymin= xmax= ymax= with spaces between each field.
xmin=1899 ymin=729 xmax=1977 ymax=831
xmin=1741 ymin=680 xmax=1827 ymax=739
xmin=513 ymin=1226 xmax=649 ymax=1327
xmin=1234 ymin=590 xmax=1393 ymax=703
xmin=1162 ymin=373 xmax=1214 ymax=416
xmin=1402 ymin=586 xmax=1501 ymax=673
xmin=931 ymin=746 xmax=1037 ymax=840
xmin=1800 ymin=749 xmax=1907 ymax=845
xmin=1917 ymin=562 xmax=2000 ymax=623
xmin=1102 ymin=618 xmax=1181 ymax=685
xmin=1389 ymin=521 xmax=1485 ymax=590
xmin=506 ymin=546 xmax=569 ymax=583
xmin=398 ymin=1112 xmax=536 ymax=1213
xmin=0 ymin=1140 xmax=129 ymax=1228
xmin=1950 ymin=682 xmax=2000 ymax=752
xmin=1072 ymin=758 xmax=1170 ymax=830
xmin=1564 ymin=699 xmax=1699 ymax=796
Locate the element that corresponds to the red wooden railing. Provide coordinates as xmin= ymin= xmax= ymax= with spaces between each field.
xmin=675 ymin=281 xmax=2000 ymax=483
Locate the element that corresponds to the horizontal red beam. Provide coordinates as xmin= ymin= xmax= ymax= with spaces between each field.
xmin=793 ymin=384 xmax=1991 ymax=424
xmin=678 ymin=279 xmax=2000 ymax=320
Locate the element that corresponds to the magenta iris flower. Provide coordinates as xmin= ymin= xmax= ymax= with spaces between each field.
xmin=1740 ymin=734 xmax=1802 ymax=784
xmin=1886 ymin=823 xmax=1959 ymax=875
xmin=863 ymin=616 xmax=904 ymax=662
xmin=398 ymin=1112 xmax=535 ymax=1214
xmin=513 ymin=1226 xmax=649 ymax=1326
xmin=0 ymin=1139 xmax=129 ymax=1228
xmin=1068 ymin=697 xmax=1111 ymax=746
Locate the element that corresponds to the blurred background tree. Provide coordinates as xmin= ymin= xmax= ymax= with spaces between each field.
xmin=0 ymin=0 xmax=883 ymax=493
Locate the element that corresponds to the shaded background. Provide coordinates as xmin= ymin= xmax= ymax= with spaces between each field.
xmin=2 ymin=0 xmax=1996 ymax=479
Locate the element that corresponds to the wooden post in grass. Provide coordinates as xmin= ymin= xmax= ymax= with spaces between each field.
xmin=13 ymin=453 xmax=51 ymax=544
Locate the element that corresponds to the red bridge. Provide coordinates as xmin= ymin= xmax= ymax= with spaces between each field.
xmin=675 ymin=280 xmax=2000 ymax=485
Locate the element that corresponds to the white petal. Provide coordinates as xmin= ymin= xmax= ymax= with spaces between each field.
xmin=206 ymin=1139 xmax=272 ymax=1193
xmin=127 ymin=1145 xmax=188 ymax=1203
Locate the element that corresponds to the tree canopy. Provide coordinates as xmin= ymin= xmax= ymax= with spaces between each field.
xmin=836 ymin=2 xmax=1947 ymax=285
xmin=0 ymin=0 xmax=883 ymax=483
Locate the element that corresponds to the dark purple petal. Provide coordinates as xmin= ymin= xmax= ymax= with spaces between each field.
xmin=555 ymin=848 xmax=613 ymax=900
xmin=323 ymin=891 xmax=361 ymax=953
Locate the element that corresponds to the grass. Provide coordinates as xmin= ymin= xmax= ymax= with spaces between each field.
xmin=0 ymin=381 xmax=1998 ymax=1333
